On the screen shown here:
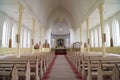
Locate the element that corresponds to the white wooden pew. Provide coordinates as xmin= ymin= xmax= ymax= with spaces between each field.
xmin=0 ymin=52 xmax=54 ymax=80
xmin=67 ymin=51 xmax=120 ymax=80
xmin=82 ymin=56 xmax=120 ymax=80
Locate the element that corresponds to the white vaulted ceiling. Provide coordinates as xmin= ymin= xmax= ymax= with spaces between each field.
xmin=20 ymin=0 xmax=103 ymax=29
xmin=0 ymin=0 xmax=120 ymax=34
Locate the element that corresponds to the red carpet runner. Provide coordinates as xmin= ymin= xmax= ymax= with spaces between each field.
xmin=65 ymin=55 xmax=83 ymax=80
xmin=42 ymin=55 xmax=83 ymax=80
xmin=42 ymin=55 xmax=57 ymax=80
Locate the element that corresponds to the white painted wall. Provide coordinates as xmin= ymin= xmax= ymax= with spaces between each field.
xmin=40 ymin=27 xmax=46 ymax=48
xmin=0 ymin=12 xmax=5 ymax=47
xmin=75 ymin=28 xmax=80 ymax=42
xmin=0 ymin=11 xmax=33 ymax=48
xmin=44 ymin=28 xmax=51 ymax=47
xmin=82 ymin=31 xmax=87 ymax=47
xmin=81 ymin=21 xmax=88 ymax=47
xmin=75 ymin=26 xmax=87 ymax=47
xmin=70 ymin=28 xmax=75 ymax=46
xmin=0 ymin=12 xmax=17 ymax=47
xmin=34 ymin=24 xmax=40 ymax=45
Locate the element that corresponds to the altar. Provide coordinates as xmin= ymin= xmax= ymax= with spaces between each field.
xmin=52 ymin=38 xmax=68 ymax=55
xmin=55 ymin=48 xmax=67 ymax=55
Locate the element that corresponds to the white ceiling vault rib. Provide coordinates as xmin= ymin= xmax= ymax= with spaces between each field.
xmin=76 ymin=0 xmax=103 ymax=28
xmin=20 ymin=0 xmax=104 ymax=29
xmin=20 ymin=0 xmax=41 ymax=23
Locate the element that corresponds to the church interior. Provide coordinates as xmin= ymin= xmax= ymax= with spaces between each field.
xmin=0 ymin=0 xmax=120 ymax=80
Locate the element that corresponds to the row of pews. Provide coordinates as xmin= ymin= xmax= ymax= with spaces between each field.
xmin=67 ymin=51 xmax=120 ymax=80
xmin=0 ymin=52 xmax=55 ymax=80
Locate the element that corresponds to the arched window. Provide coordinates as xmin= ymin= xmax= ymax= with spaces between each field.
xmin=91 ymin=31 xmax=94 ymax=47
xmin=27 ymin=31 xmax=31 ymax=48
xmin=95 ymin=29 xmax=98 ymax=47
xmin=12 ymin=24 xmax=17 ymax=47
xmin=104 ymin=24 xmax=110 ymax=47
xmin=112 ymin=19 xmax=120 ymax=46
xmin=23 ymin=28 xmax=27 ymax=48
xmin=2 ymin=20 xmax=10 ymax=47
xmin=98 ymin=26 xmax=102 ymax=47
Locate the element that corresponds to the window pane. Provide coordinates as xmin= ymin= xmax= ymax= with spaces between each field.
xmin=27 ymin=31 xmax=31 ymax=48
xmin=104 ymin=24 xmax=110 ymax=47
xmin=95 ymin=29 xmax=98 ymax=47
xmin=91 ymin=31 xmax=94 ymax=47
xmin=112 ymin=19 xmax=120 ymax=46
xmin=12 ymin=24 xmax=17 ymax=47
xmin=99 ymin=27 xmax=102 ymax=47
xmin=2 ymin=20 xmax=10 ymax=47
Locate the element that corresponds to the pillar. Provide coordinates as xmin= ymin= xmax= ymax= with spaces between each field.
xmin=99 ymin=3 xmax=106 ymax=57
xmin=40 ymin=26 xmax=43 ymax=51
xmin=39 ymin=25 xmax=41 ymax=52
xmin=31 ymin=18 xmax=35 ymax=54
xmin=86 ymin=17 xmax=90 ymax=52
xmin=16 ymin=3 xmax=23 ymax=58
xmin=80 ymin=25 xmax=82 ymax=52
xmin=97 ymin=28 xmax=100 ymax=47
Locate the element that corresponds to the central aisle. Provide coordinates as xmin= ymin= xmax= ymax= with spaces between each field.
xmin=48 ymin=55 xmax=80 ymax=80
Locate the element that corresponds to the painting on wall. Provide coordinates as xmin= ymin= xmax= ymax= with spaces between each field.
xmin=57 ymin=39 xmax=64 ymax=47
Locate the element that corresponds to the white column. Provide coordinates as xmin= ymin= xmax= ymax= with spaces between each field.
xmin=80 ymin=25 xmax=82 ymax=52
xmin=16 ymin=3 xmax=23 ymax=58
xmin=41 ymin=26 xmax=43 ymax=49
xmin=39 ymin=25 xmax=41 ymax=52
xmin=97 ymin=28 xmax=100 ymax=47
xmin=86 ymin=17 xmax=90 ymax=52
xmin=31 ymin=18 xmax=35 ymax=54
xmin=99 ymin=4 xmax=106 ymax=57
